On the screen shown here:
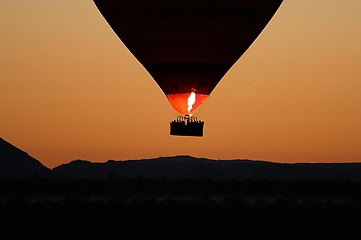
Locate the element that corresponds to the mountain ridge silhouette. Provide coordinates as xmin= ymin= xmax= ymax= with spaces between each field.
xmin=52 ymin=156 xmax=361 ymax=181
xmin=1 ymin=137 xmax=361 ymax=180
xmin=0 ymin=137 xmax=50 ymax=178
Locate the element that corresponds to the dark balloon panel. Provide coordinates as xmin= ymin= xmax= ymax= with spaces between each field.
xmin=93 ymin=0 xmax=283 ymax=114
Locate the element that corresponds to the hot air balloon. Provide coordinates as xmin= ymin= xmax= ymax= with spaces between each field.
xmin=92 ymin=0 xmax=283 ymax=137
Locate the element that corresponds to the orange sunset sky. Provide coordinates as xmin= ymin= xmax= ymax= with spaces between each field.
xmin=1 ymin=0 xmax=361 ymax=169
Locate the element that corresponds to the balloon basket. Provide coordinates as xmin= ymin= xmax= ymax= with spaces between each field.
xmin=170 ymin=115 xmax=204 ymax=137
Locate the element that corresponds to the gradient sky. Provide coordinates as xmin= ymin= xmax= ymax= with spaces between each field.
xmin=1 ymin=0 xmax=361 ymax=169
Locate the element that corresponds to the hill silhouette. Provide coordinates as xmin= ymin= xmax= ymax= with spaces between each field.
xmin=2 ymin=136 xmax=361 ymax=181
xmin=0 ymin=137 xmax=50 ymax=178
xmin=52 ymin=155 xmax=361 ymax=181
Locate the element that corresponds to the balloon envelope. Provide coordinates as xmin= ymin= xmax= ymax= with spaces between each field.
xmin=93 ymin=0 xmax=283 ymax=114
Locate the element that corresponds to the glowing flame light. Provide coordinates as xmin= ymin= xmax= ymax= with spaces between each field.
xmin=187 ymin=92 xmax=196 ymax=113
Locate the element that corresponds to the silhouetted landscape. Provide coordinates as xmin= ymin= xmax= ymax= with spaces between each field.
xmin=1 ymin=137 xmax=361 ymax=239
xmin=2 ymin=137 xmax=361 ymax=181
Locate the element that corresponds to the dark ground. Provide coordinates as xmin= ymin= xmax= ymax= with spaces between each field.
xmin=1 ymin=178 xmax=360 ymax=239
